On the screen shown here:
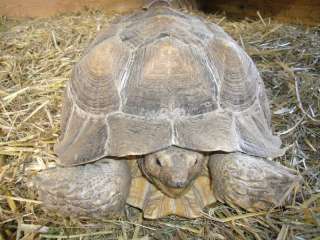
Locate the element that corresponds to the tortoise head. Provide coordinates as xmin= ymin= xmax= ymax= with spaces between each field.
xmin=139 ymin=146 xmax=207 ymax=198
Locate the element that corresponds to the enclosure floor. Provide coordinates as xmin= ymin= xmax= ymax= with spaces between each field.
xmin=0 ymin=10 xmax=319 ymax=240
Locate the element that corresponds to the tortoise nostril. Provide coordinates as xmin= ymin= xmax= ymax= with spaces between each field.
xmin=156 ymin=158 xmax=162 ymax=167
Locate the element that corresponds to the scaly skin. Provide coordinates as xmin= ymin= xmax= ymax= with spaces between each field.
xmin=208 ymin=152 xmax=301 ymax=211
xmin=33 ymin=159 xmax=131 ymax=218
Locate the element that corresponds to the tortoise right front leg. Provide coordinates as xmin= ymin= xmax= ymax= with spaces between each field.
xmin=208 ymin=152 xmax=301 ymax=211
xmin=33 ymin=158 xmax=131 ymax=218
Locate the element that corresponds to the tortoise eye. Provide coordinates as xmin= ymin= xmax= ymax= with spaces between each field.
xmin=156 ymin=158 xmax=162 ymax=167
xmin=194 ymin=159 xmax=198 ymax=165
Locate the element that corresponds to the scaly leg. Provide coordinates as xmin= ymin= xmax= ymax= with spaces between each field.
xmin=33 ymin=158 xmax=131 ymax=218
xmin=208 ymin=152 xmax=301 ymax=211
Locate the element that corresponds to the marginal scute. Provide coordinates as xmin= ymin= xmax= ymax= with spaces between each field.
xmin=205 ymin=21 xmax=231 ymax=40
xmin=207 ymin=38 xmax=258 ymax=111
xmin=258 ymin=85 xmax=272 ymax=127
xmin=174 ymin=111 xmax=238 ymax=152
xmin=122 ymin=37 xmax=217 ymax=117
xmin=70 ymin=37 xmax=128 ymax=114
xmin=55 ymin=92 xmax=108 ymax=165
xmin=105 ymin=113 xmax=172 ymax=156
xmin=58 ymin=87 xmax=73 ymax=141
xmin=235 ymin=101 xmax=284 ymax=158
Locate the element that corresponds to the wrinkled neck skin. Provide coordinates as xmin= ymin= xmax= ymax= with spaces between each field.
xmin=138 ymin=146 xmax=207 ymax=198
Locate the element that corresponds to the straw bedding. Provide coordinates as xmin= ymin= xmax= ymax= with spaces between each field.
xmin=0 ymin=9 xmax=319 ymax=240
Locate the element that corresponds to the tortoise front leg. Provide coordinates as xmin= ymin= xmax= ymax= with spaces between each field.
xmin=208 ymin=152 xmax=301 ymax=211
xmin=33 ymin=158 xmax=131 ymax=218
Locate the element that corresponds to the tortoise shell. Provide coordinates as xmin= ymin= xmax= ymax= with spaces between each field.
xmin=55 ymin=6 xmax=283 ymax=166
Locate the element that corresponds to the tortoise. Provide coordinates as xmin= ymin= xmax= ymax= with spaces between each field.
xmin=34 ymin=0 xmax=301 ymax=219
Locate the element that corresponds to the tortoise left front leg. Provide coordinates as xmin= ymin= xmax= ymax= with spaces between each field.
xmin=33 ymin=158 xmax=131 ymax=218
xmin=208 ymin=152 xmax=301 ymax=211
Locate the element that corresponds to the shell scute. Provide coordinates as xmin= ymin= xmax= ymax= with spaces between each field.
xmin=122 ymin=37 xmax=218 ymax=117
xmin=70 ymin=37 xmax=129 ymax=115
xmin=55 ymin=89 xmax=108 ymax=165
xmin=174 ymin=111 xmax=238 ymax=152
xmin=207 ymin=37 xmax=258 ymax=111
xmin=105 ymin=113 xmax=172 ymax=156
xmin=234 ymin=101 xmax=284 ymax=157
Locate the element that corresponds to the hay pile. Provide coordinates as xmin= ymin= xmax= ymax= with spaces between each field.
xmin=0 ymin=9 xmax=319 ymax=240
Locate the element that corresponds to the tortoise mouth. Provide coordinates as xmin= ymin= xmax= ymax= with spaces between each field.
xmin=152 ymin=177 xmax=195 ymax=198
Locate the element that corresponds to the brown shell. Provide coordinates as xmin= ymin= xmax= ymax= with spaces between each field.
xmin=55 ymin=6 xmax=283 ymax=166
